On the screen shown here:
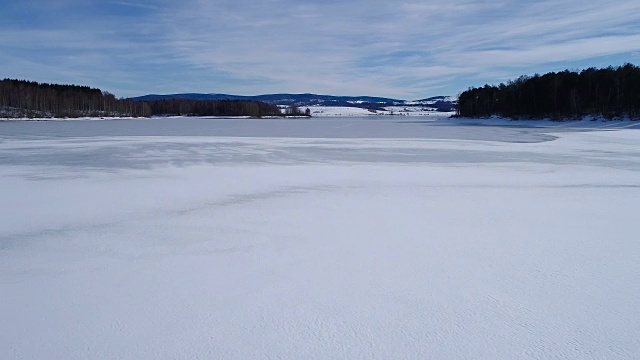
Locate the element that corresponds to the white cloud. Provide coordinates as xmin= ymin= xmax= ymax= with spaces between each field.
xmin=1 ymin=0 xmax=639 ymax=98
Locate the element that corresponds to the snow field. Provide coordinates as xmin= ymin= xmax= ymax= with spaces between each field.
xmin=1 ymin=120 xmax=640 ymax=359
xmin=305 ymin=105 xmax=455 ymax=117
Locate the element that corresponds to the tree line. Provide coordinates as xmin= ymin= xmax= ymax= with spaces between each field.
xmin=143 ymin=99 xmax=281 ymax=117
xmin=283 ymin=105 xmax=311 ymax=116
xmin=457 ymin=64 xmax=640 ymax=119
xmin=0 ymin=79 xmax=151 ymax=118
xmin=0 ymin=79 xmax=283 ymax=118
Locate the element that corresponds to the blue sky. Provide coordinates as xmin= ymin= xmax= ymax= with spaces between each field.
xmin=2 ymin=0 xmax=640 ymax=99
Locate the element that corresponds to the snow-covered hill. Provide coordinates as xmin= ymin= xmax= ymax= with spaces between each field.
xmin=131 ymin=93 xmax=458 ymax=112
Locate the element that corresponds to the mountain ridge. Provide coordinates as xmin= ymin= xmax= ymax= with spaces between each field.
xmin=131 ymin=93 xmax=458 ymax=112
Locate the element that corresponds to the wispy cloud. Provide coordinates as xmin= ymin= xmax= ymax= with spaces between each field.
xmin=1 ymin=0 xmax=639 ymax=98
xmin=115 ymin=1 xmax=160 ymax=10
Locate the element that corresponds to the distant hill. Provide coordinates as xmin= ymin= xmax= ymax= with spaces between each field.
xmin=407 ymin=96 xmax=458 ymax=110
xmin=131 ymin=93 xmax=458 ymax=112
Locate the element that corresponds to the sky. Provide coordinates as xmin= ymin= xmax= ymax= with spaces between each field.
xmin=2 ymin=0 xmax=640 ymax=99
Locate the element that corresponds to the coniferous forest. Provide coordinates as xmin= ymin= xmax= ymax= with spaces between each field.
xmin=457 ymin=64 xmax=640 ymax=120
xmin=0 ymin=79 xmax=282 ymax=118
xmin=143 ymin=99 xmax=282 ymax=117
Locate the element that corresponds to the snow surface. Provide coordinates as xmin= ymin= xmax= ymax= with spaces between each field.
xmin=405 ymin=96 xmax=458 ymax=105
xmin=305 ymin=105 xmax=378 ymax=116
xmin=304 ymin=105 xmax=454 ymax=117
xmin=1 ymin=117 xmax=640 ymax=359
xmin=452 ymin=115 xmax=640 ymax=129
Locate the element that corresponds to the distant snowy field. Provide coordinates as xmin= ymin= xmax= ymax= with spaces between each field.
xmin=2 ymin=117 xmax=639 ymax=359
xmin=305 ymin=105 xmax=455 ymax=117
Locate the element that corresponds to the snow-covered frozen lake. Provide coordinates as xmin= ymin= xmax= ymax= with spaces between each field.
xmin=2 ymin=117 xmax=639 ymax=359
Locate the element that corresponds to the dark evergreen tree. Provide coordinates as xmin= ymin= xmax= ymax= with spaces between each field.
xmin=141 ymin=99 xmax=281 ymax=117
xmin=457 ymin=64 xmax=640 ymax=120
